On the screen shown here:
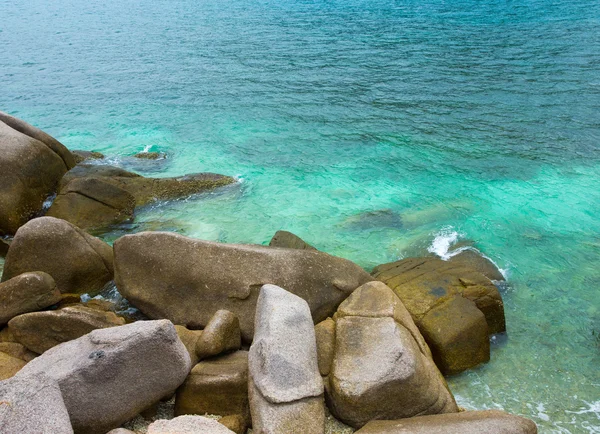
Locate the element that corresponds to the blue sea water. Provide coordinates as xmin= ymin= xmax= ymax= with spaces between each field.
xmin=1 ymin=0 xmax=599 ymax=431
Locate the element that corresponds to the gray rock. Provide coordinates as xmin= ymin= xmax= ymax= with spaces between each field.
xmin=0 ymin=271 xmax=61 ymax=325
xmin=0 ymin=373 xmax=73 ymax=433
xmin=1 ymin=217 xmax=114 ymax=295
xmin=249 ymin=284 xmax=324 ymax=434
xmin=324 ymin=281 xmax=457 ymax=428
xmin=148 ymin=415 xmax=235 ymax=433
xmin=16 ymin=319 xmax=191 ymax=434
xmin=196 ymin=309 xmax=241 ymax=360
xmin=354 ymin=410 xmax=538 ymax=433
xmin=105 ymin=429 xmax=136 ymax=434
xmin=114 ymin=232 xmax=373 ymax=341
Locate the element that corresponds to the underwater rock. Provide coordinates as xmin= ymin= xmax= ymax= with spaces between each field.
xmin=248 ymin=285 xmax=325 ymax=434
xmin=342 ymin=209 xmax=403 ymax=231
xmin=71 ymin=150 xmax=105 ymax=164
xmin=0 ymin=114 xmax=72 ymax=235
xmin=8 ymin=304 xmax=126 ymax=354
xmin=47 ymin=177 xmax=136 ymax=231
xmin=114 ymin=232 xmax=373 ymax=341
xmin=1 ymin=217 xmax=114 ymax=296
xmin=269 ymin=230 xmax=316 ymax=250
xmin=133 ymin=151 xmax=166 ymax=160
xmin=0 ymin=271 xmax=61 ymax=325
xmin=148 ymin=415 xmax=235 ymax=434
xmin=175 ymin=350 xmax=249 ymax=422
xmin=354 ymin=410 xmax=538 ymax=433
xmin=16 ymin=319 xmax=191 ymax=434
xmin=323 ymin=281 xmax=457 ymax=428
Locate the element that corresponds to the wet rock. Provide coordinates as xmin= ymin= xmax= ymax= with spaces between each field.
xmin=196 ymin=309 xmax=241 ymax=360
xmin=372 ymin=256 xmax=505 ymax=334
xmin=1 ymin=217 xmax=114 ymax=295
xmin=324 ymin=281 xmax=457 ymax=428
xmin=0 ymin=114 xmax=70 ymax=235
xmin=0 ymin=351 xmax=27 ymax=380
xmin=175 ymin=351 xmax=249 ymax=421
xmin=218 ymin=414 xmax=247 ymax=434
xmin=269 ymin=230 xmax=316 ymax=250
xmin=354 ymin=410 xmax=538 ymax=433
xmin=8 ymin=304 xmax=126 ymax=354
xmin=449 ymin=249 xmax=505 ymax=281
xmin=148 ymin=415 xmax=235 ymax=433
xmin=60 ymin=164 xmax=235 ymax=206
xmin=16 ymin=319 xmax=191 ymax=434
xmin=0 ymin=372 xmax=74 ymax=433
xmin=133 ymin=151 xmax=166 ymax=160
xmin=175 ymin=325 xmax=203 ymax=366
xmin=71 ymin=150 xmax=105 ymax=164
xmin=0 ymin=271 xmax=61 ymax=325
xmin=249 ymin=284 xmax=325 ymax=434
xmin=419 ymin=295 xmax=490 ymax=375
xmin=314 ymin=317 xmax=335 ymax=376
xmin=114 ymin=232 xmax=373 ymax=341
xmin=47 ymin=177 xmax=135 ymax=231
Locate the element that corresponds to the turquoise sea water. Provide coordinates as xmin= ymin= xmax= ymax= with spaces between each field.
xmin=1 ymin=0 xmax=599 ymax=431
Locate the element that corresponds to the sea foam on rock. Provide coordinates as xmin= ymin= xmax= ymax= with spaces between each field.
xmin=14 ymin=319 xmax=191 ymax=434
xmin=114 ymin=232 xmax=373 ymax=340
xmin=248 ymin=284 xmax=325 ymax=434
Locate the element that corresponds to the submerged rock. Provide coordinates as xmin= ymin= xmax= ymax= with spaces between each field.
xmin=133 ymin=151 xmax=166 ymax=160
xmin=0 ymin=271 xmax=61 ymax=325
xmin=71 ymin=150 xmax=105 ymax=164
xmin=0 ymin=113 xmax=72 ymax=235
xmin=354 ymin=410 xmax=537 ymax=433
xmin=342 ymin=209 xmax=403 ymax=231
xmin=248 ymin=284 xmax=325 ymax=434
xmin=16 ymin=319 xmax=191 ymax=434
xmin=269 ymin=230 xmax=316 ymax=250
xmin=1 ymin=217 xmax=114 ymax=295
xmin=114 ymin=232 xmax=373 ymax=340
xmin=323 ymin=281 xmax=457 ymax=428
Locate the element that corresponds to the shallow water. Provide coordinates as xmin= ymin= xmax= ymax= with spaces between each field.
xmin=1 ymin=0 xmax=599 ymax=431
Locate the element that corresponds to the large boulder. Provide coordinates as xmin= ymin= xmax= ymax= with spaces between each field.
xmin=1 ymin=217 xmax=114 ymax=295
xmin=148 ymin=415 xmax=235 ymax=434
xmin=0 ymin=114 xmax=71 ymax=235
xmin=175 ymin=350 xmax=249 ymax=421
xmin=248 ymin=284 xmax=324 ymax=434
xmin=60 ymin=164 xmax=235 ymax=206
xmin=46 ymin=177 xmax=135 ymax=231
xmin=114 ymin=232 xmax=373 ymax=341
xmin=15 ymin=319 xmax=191 ymax=434
xmin=269 ymin=230 xmax=316 ymax=250
xmin=8 ymin=304 xmax=126 ymax=354
xmin=322 ymin=281 xmax=457 ymax=428
xmin=0 ymin=372 xmax=74 ymax=433
xmin=354 ymin=410 xmax=537 ymax=433
xmin=0 ymin=271 xmax=61 ymax=325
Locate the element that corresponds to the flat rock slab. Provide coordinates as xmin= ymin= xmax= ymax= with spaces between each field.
xmin=355 ymin=410 xmax=538 ymax=433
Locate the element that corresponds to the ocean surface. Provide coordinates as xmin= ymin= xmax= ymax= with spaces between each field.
xmin=1 ymin=0 xmax=599 ymax=431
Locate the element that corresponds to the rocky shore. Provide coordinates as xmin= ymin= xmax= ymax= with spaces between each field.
xmin=0 ymin=112 xmax=538 ymax=433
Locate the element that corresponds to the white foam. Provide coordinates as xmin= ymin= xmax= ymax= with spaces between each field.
xmin=428 ymin=226 xmax=463 ymax=260
xmin=142 ymin=144 xmax=152 ymax=152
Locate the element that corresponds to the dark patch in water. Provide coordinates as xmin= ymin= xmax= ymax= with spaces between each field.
xmin=429 ymin=287 xmax=447 ymax=297
xmin=343 ymin=209 xmax=403 ymax=231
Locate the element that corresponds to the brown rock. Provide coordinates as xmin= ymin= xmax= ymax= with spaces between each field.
xmin=354 ymin=410 xmax=538 ymax=433
xmin=419 ymin=296 xmax=490 ymax=375
xmin=175 ymin=325 xmax=203 ymax=366
xmin=8 ymin=305 xmax=125 ymax=354
xmin=106 ymin=429 xmax=136 ymax=434
xmin=46 ymin=177 xmax=135 ymax=231
xmin=148 ymin=416 xmax=235 ymax=434
xmin=175 ymin=351 xmax=249 ymax=421
xmin=0 ymin=326 xmax=17 ymax=342
xmin=0 ymin=351 xmax=27 ymax=380
xmin=133 ymin=151 xmax=166 ymax=160
xmin=315 ymin=318 xmax=335 ymax=376
xmin=114 ymin=232 xmax=373 ymax=341
xmin=449 ymin=250 xmax=505 ymax=281
xmin=218 ymin=414 xmax=247 ymax=434
xmin=269 ymin=230 xmax=316 ymax=250
xmin=196 ymin=310 xmax=241 ymax=360
xmin=0 ymin=238 xmax=9 ymax=257
xmin=0 ymin=342 xmax=37 ymax=362
xmin=1 ymin=217 xmax=114 ymax=295
xmin=372 ymin=256 xmax=505 ymax=334
xmin=324 ymin=281 xmax=457 ymax=428
xmin=71 ymin=150 xmax=105 ymax=164
xmin=0 ymin=271 xmax=61 ymax=325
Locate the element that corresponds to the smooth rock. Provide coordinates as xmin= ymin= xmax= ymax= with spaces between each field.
xmin=0 ymin=342 xmax=37 ymax=361
xmin=175 ymin=350 xmax=249 ymax=420
xmin=449 ymin=249 xmax=505 ymax=281
xmin=0 ymin=372 xmax=74 ymax=433
xmin=314 ymin=318 xmax=335 ymax=376
xmin=134 ymin=151 xmax=166 ymax=160
xmin=8 ymin=304 xmax=126 ymax=354
xmin=249 ymin=284 xmax=324 ymax=434
xmin=196 ymin=309 xmax=241 ymax=360
xmin=175 ymin=325 xmax=203 ymax=366
xmin=0 ymin=117 xmax=68 ymax=235
xmin=324 ymin=281 xmax=457 ymax=428
xmin=354 ymin=410 xmax=538 ymax=433
xmin=0 ymin=351 xmax=27 ymax=380
xmin=0 ymin=271 xmax=61 ymax=325
xmin=419 ymin=296 xmax=490 ymax=375
xmin=114 ymin=232 xmax=373 ymax=340
xmin=1 ymin=217 xmax=114 ymax=295
xmin=269 ymin=230 xmax=316 ymax=250
xmin=219 ymin=414 xmax=247 ymax=434
xmin=47 ymin=177 xmax=135 ymax=231
xmin=71 ymin=150 xmax=104 ymax=164
xmin=148 ymin=415 xmax=235 ymax=433
xmin=16 ymin=319 xmax=191 ymax=434
xmin=372 ymin=256 xmax=506 ymax=334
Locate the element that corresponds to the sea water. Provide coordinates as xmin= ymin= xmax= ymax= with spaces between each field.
xmin=1 ymin=0 xmax=599 ymax=431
